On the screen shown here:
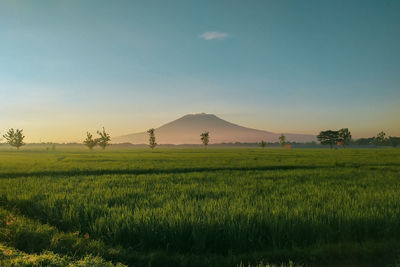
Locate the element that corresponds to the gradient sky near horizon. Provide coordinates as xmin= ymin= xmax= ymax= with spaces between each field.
xmin=1 ymin=0 xmax=399 ymax=142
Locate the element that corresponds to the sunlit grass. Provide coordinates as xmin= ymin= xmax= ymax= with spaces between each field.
xmin=0 ymin=148 xmax=399 ymax=266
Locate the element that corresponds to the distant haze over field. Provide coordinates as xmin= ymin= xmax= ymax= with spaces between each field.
xmin=113 ymin=113 xmax=316 ymax=144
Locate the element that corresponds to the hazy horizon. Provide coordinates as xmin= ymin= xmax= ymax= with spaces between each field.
xmin=1 ymin=1 xmax=399 ymax=142
xmin=0 ymin=112 xmax=398 ymax=144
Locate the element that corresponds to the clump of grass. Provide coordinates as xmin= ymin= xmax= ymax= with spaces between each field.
xmin=0 ymin=242 xmax=126 ymax=267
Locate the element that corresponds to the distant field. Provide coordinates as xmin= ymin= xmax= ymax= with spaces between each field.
xmin=0 ymin=148 xmax=399 ymax=266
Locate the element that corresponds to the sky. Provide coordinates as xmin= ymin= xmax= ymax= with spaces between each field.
xmin=0 ymin=0 xmax=399 ymax=142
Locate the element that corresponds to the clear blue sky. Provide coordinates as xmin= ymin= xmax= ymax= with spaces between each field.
xmin=0 ymin=0 xmax=399 ymax=142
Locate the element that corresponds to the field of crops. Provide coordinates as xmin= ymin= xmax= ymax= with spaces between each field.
xmin=0 ymin=147 xmax=399 ymax=266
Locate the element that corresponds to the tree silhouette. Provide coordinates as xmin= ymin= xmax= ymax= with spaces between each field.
xmin=147 ymin=128 xmax=157 ymax=149
xmin=96 ymin=127 xmax=111 ymax=150
xmin=338 ymin=128 xmax=352 ymax=148
xmin=83 ymin=132 xmax=97 ymax=150
xmin=374 ymin=131 xmax=386 ymax=145
xmin=3 ymin=128 xmax=25 ymax=149
xmin=279 ymin=134 xmax=286 ymax=147
xmin=260 ymin=140 xmax=266 ymax=148
xmin=317 ymin=130 xmax=339 ymax=149
xmin=200 ymin=132 xmax=209 ymax=148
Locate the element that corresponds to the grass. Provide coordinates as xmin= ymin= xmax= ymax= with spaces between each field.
xmin=0 ymin=242 xmax=127 ymax=266
xmin=0 ymin=147 xmax=399 ymax=266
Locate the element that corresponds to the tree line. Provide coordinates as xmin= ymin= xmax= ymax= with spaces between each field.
xmin=315 ymin=129 xmax=399 ymax=149
xmin=1 ymin=127 xmax=399 ymax=150
xmin=82 ymin=128 xmax=210 ymax=150
xmin=260 ymin=134 xmax=287 ymax=148
xmin=258 ymin=129 xmax=399 ymax=149
xmin=352 ymin=131 xmax=400 ymax=147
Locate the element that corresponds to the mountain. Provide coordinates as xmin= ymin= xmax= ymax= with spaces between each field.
xmin=112 ymin=113 xmax=316 ymax=144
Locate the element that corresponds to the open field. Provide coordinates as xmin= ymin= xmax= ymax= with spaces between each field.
xmin=0 ymin=148 xmax=399 ymax=266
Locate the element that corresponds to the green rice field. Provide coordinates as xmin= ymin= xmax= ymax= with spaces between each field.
xmin=0 ymin=148 xmax=399 ymax=266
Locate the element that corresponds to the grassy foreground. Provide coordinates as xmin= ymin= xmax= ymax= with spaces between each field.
xmin=0 ymin=148 xmax=399 ymax=266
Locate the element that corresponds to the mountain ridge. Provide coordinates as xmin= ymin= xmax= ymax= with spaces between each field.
xmin=112 ymin=113 xmax=316 ymax=144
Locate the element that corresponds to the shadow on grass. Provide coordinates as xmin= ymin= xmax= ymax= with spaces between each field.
xmin=0 ymin=204 xmax=398 ymax=267
xmin=0 ymin=165 xmax=322 ymax=179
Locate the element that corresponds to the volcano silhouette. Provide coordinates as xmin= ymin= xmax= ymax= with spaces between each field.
xmin=113 ymin=113 xmax=316 ymax=144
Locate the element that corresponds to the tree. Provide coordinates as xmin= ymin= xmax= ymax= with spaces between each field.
xmin=388 ymin=136 xmax=400 ymax=148
xmin=96 ymin=127 xmax=111 ymax=150
xmin=260 ymin=140 xmax=266 ymax=148
xmin=3 ymin=128 xmax=25 ymax=149
xmin=200 ymin=132 xmax=209 ymax=148
xmin=83 ymin=132 xmax=97 ymax=150
xmin=374 ymin=131 xmax=386 ymax=145
xmin=338 ymin=128 xmax=352 ymax=148
xmin=317 ymin=130 xmax=339 ymax=149
xmin=279 ymin=134 xmax=286 ymax=147
xmin=147 ymin=128 xmax=157 ymax=149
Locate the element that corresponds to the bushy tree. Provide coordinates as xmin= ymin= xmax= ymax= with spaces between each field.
xmin=96 ymin=127 xmax=111 ymax=150
xmin=83 ymin=132 xmax=97 ymax=150
xmin=317 ymin=130 xmax=339 ymax=149
xmin=3 ymin=128 xmax=25 ymax=149
xmin=147 ymin=128 xmax=157 ymax=149
xmin=338 ymin=128 xmax=352 ymax=148
xmin=374 ymin=131 xmax=386 ymax=145
xmin=200 ymin=132 xmax=210 ymax=148
xmin=260 ymin=140 xmax=266 ymax=148
xmin=279 ymin=134 xmax=286 ymax=147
